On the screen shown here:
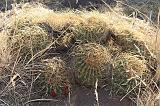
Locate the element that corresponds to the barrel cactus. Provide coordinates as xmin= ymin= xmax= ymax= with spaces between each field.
xmin=8 ymin=20 xmax=54 ymax=63
xmin=110 ymin=29 xmax=157 ymax=75
xmin=41 ymin=57 xmax=70 ymax=97
xmin=74 ymin=16 xmax=109 ymax=44
xmin=112 ymin=53 xmax=151 ymax=96
xmin=110 ymin=30 xmax=154 ymax=58
xmin=73 ymin=43 xmax=111 ymax=87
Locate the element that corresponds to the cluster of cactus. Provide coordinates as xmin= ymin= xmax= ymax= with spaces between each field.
xmin=71 ymin=26 xmax=156 ymax=97
xmin=7 ymin=21 xmax=156 ymax=98
xmin=0 ymin=4 xmax=159 ymax=106
xmin=4 ymin=16 xmax=157 ymax=99
xmin=41 ymin=57 xmax=70 ymax=97
xmin=73 ymin=43 xmax=111 ymax=87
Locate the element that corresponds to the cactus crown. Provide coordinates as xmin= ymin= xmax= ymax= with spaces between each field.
xmin=42 ymin=57 xmax=70 ymax=95
xmin=75 ymin=43 xmax=111 ymax=69
xmin=73 ymin=43 xmax=111 ymax=87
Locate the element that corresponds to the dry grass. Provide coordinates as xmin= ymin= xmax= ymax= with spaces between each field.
xmin=0 ymin=3 xmax=159 ymax=106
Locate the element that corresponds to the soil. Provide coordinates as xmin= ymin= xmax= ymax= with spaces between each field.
xmin=29 ymin=87 xmax=136 ymax=106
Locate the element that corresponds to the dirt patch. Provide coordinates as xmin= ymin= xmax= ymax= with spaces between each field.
xmin=29 ymin=87 xmax=135 ymax=106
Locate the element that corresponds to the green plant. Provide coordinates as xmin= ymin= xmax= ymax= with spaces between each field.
xmin=41 ymin=57 xmax=70 ymax=97
xmin=73 ymin=43 xmax=111 ymax=87
xmin=74 ymin=16 xmax=109 ymax=44
xmin=110 ymin=30 xmax=157 ymax=76
xmin=112 ymin=53 xmax=151 ymax=96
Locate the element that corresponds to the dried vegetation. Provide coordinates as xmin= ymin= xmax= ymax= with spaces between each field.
xmin=0 ymin=3 xmax=159 ymax=106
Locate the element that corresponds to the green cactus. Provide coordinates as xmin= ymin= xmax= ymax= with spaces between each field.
xmin=111 ymin=30 xmax=157 ymax=76
xmin=112 ymin=53 xmax=151 ymax=96
xmin=41 ymin=57 xmax=70 ymax=96
xmin=74 ymin=17 xmax=109 ymax=44
xmin=73 ymin=43 xmax=111 ymax=87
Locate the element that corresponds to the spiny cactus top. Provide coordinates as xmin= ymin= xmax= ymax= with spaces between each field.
xmin=114 ymin=53 xmax=148 ymax=77
xmin=73 ymin=43 xmax=111 ymax=87
xmin=42 ymin=57 xmax=70 ymax=96
xmin=112 ymin=53 xmax=150 ymax=96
